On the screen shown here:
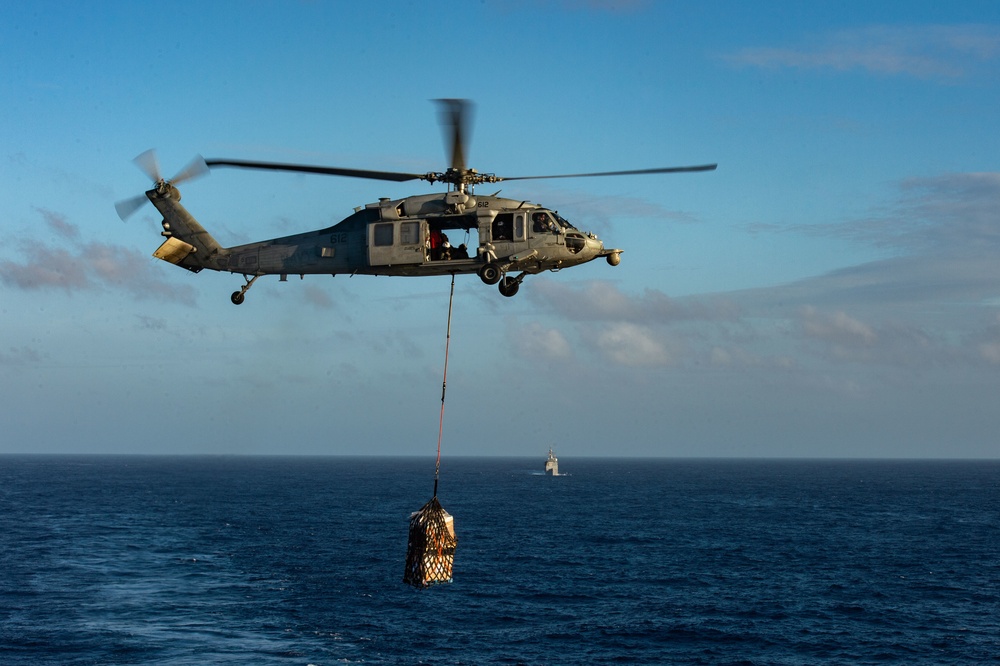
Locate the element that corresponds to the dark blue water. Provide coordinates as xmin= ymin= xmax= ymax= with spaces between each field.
xmin=1 ymin=457 xmax=997 ymax=665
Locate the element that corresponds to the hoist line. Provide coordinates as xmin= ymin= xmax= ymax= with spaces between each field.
xmin=434 ymin=273 xmax=456 ymax=498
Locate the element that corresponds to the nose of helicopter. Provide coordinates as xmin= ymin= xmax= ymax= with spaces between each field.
xmin=587 ymin=234 xmax=623 ymax=267
xmin=587 ymin=236 xmax=604 ymax=255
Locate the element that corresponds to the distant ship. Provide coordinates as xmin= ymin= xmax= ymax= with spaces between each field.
xmin=544 ymin=448 xmax=559 ymax=476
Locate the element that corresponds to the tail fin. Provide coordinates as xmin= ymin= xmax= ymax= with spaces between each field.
xmin=147 ymin=184 xmax=225 ymax=272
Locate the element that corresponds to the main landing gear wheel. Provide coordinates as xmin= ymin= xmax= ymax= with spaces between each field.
xmin=478 ymin=262 xmax=502 ymax=285
xmin=498 ymin=276 xmax=520 ymax=297
xmin=231 ymin=291 xmax=245 ymax=305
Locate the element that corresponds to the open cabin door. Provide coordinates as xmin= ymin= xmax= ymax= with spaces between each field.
xmin=368 ymin=220 xmax=426 ymax=266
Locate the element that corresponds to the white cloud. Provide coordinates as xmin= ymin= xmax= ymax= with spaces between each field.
xmin=801 ymin=306 xmax=877 ymax=346
xmin=528 ymin=279 xmax=739 ymax=323
xmin=302 ymin=284 xmax=335 ymax=309
xmin=37 ymin=207 xmax=80 ymax=240
xmin=743 ymin=172 xmax=1000 ymax=312
xmin=0 ymin=345 xmax=45 ymax=366
xmin=595 ymin=322 xmax=672 ymax=366
xmin=511 ymin=321 xmax=574 ymax=362
xmin=975 ymin=312 xmax=1000 ymax=364
xmin=980 ymin=341 xmax=1000 ymax=364
xmin=708 ymin=344 xmax=795 ymax=370
xmin=520 ymin=168 xmax=1000 ymax=378
xmin=726 ymin=25 xmax=1000 ymax=80
xmin=710 ymin=346 xmax=731 ymax=365
xmin=135 ymin=315 xmax=168 ymax=331
xmin=0 ymin=210 xmax=197 ymax=303
xmin=800 ymin=172 xmax=1000 ymax=256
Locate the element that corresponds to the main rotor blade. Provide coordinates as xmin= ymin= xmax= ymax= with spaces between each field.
xmin=132 ymin=149 xmax=162 ymax=183
xmin=500 ymin=164 xmax=718 ymax=181
xmin=115 ymin=193 xmax=149 ymax=221
xmin=436 ymin=98 xmax=471 ymax=173
xmin=204 ymin=159 xmax=425 ymax=183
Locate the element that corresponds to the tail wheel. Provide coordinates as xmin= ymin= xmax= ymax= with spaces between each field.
xmin=478 ymin=263 xmax=502 ymax=285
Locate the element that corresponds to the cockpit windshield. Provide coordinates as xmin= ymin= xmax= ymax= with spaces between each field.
xmin=553 ymin=212 xmax=576 ymax=230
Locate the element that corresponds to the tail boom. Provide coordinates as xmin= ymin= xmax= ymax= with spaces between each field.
xmin=147 ymin=184 xmax=226 ymax=272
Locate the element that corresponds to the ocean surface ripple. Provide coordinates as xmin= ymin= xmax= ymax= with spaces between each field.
xmin=1 ymin=456 xmax=997 ymax=664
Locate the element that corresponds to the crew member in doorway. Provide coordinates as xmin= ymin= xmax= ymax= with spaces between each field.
xmin=429 ymin=229 xmax=443 ymax=260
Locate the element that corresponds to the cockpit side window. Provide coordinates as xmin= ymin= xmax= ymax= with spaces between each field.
xmin=532 ymin=211 xmax=555 ymax=233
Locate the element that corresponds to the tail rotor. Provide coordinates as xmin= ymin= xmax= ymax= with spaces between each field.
xmin=115 ymin=150 xmax=208 ymax=221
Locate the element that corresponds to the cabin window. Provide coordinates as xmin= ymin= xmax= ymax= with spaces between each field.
xmin=400 ymin=221 xmax=420 ymax=245
xmin=492 ymin=213 xmax=513 ymax=241
xmin=373 ymin=223 xmax=393 ymax=246
xmin=514 ymin=214 xmax=525 ymax=241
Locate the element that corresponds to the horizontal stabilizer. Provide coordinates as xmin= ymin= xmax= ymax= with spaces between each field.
xmin=153 ymin=237 xmax=197 ymax=265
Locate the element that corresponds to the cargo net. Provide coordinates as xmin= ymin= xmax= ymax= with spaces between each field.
xmin=403 ymin=496 xmax=456 ymax=589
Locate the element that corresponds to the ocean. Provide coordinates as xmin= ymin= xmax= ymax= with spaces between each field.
xmin=1 ymin=456 xmax=997 ymax=665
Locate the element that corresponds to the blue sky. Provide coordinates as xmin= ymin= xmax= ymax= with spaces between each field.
xmin=2 ymin=1 xmax=999 ymax=458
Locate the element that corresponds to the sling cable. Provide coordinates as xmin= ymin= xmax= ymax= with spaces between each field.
xmin=403 ymin=275 xmax=458 ymax=589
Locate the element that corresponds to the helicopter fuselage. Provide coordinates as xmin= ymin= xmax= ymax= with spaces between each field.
xmin=121 ymin=100 xmax=713 ymax=304
xmin=149 ymin=184 xmax=621 ymax=302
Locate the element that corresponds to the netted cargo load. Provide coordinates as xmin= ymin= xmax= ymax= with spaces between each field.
xmin=403 ymin=496 xmax=456 ymax=589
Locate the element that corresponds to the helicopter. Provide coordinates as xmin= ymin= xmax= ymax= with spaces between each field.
xmin=116 ymin=100 xmax=716 ymax=304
